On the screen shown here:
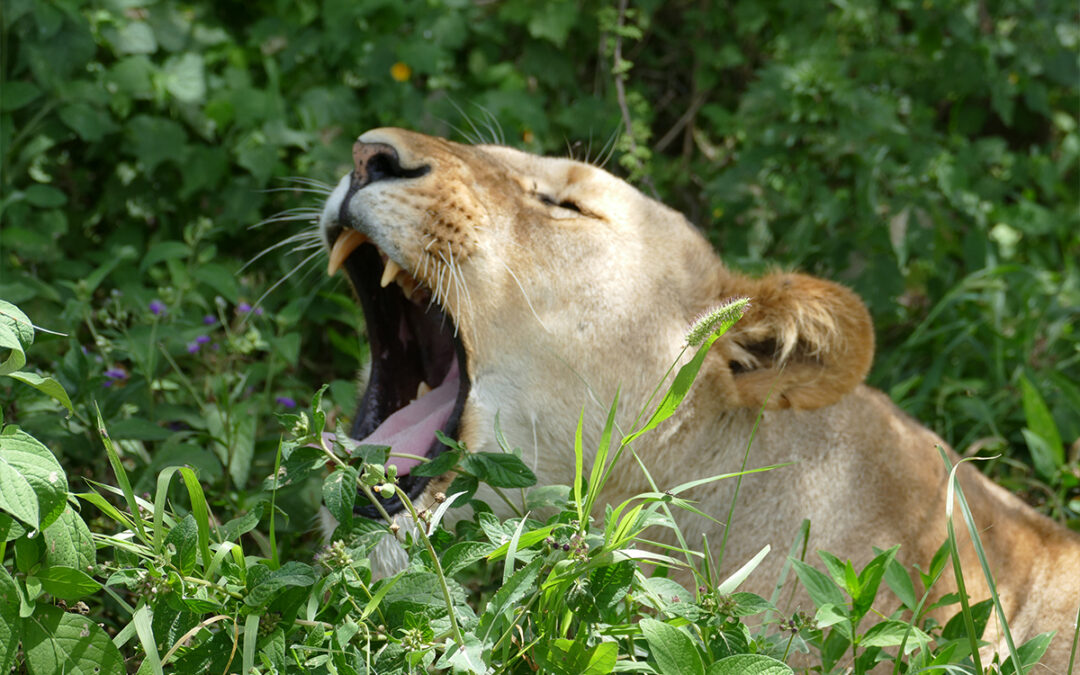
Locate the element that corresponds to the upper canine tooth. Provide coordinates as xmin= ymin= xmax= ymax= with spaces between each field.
xmin=328 ymin=230 xmax=368 ymax=275
xmin=381 ymin=259 xmax=402 ymax=288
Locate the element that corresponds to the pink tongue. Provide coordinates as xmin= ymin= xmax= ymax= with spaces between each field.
xmin=359 ymin=358 xmax=460 ymax=476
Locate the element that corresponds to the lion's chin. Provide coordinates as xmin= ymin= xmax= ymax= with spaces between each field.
xmin=336 ymin=237 xmax=470 ymax=518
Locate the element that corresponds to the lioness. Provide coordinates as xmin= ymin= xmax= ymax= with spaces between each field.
xmin=318 ymin=128 xmax=1080 ymax=671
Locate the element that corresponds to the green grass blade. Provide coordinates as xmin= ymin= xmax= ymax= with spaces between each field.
xmin=939 ymin=446 xmax=1024 ymax=674
xmin=95 ymin=403 xmax=148 ymax=543
xmin=242 ymin=613 xmax=259 ymax=675
xmin=132 ymin=604 xmax=163 ymax=675
xmin=573 ymin=408 xmax=585 ymax=525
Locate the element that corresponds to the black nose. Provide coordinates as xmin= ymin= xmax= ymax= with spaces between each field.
xmin=351 ymin=141 xmax=429 ymax=190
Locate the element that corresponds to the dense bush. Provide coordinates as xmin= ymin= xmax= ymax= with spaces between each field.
xmin=1 ymin=0 xmax=1077 ymax=672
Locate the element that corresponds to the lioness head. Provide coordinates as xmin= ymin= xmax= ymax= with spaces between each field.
xmin=318 ymin=127 xmax=874 ymax=515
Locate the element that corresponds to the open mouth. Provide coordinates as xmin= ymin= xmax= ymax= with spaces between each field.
xmin=327 ymin=228 xmax=469 ymax=518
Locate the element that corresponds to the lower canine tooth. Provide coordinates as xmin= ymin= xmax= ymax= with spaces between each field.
xmin=416 ymin=381 xmax=431 ymax=398
xmin=381 ymin=259 xmax=402 ymax=288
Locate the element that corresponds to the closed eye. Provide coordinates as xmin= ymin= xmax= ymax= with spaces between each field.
xmin=538 ymin=193 xmax=584 ymax=214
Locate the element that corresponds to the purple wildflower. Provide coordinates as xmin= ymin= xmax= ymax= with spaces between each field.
xmin=275 ymin=396 xmax=297 ymax=409
xmin=149 ymin=299 xmax=166 ymax=315
xmin=196 ymin=335 xmax=211 ymax=344
xmin=254 ymin=307 xmax=264 ymax=316
xmin=237 ymin=302 xmax=252 ymax=314
xmin=186 ymin=342 xmax=201 ymax=354
xmin=203 ymin=314 xmax=217 ymax=325
xmin=104 ymin=368 xmax=128 ymax=387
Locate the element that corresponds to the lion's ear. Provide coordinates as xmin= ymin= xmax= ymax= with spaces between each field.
xmin=719 ymin=273 xmax=875 ymax=410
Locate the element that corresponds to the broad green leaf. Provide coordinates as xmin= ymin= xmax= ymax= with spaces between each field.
xmin=322 ymin=466 xmax=358 ymax=530
xmin=535 ymin=638 xmax=617 ymax=675
xmin=0 ymin=80 xmax=41 ymax=111
xmin=999 ymin=631 xmax=1054 ymax=675
xmin=245 ymin=562 xmax=316 ymax=608
xmin=36 ymin=565 xmax=102 ymax=601
xmin=22 ymin=185 xmax=67 ymax=208
xmin=441 ymin=541 xmax=496 ymax=577
xmin=22 ymin=604 xmax=123 ymax=675
xmin=42 ymin=505 xmax=95 ymax=570
xmin=1019 ymin=374 xmax=1064 ymax=475
xmin=163 ymin=53 xmax=206 ymax=103
xmin=5 ymin=371 xmax=74 ymax=414
xmin=883 ymin=557 xmax=917 ymax=610
xmin=0 ymin=429 xmax=68 ymax=529
xmin=789 ymin=558 xmax=846 ymax=609
xmin=860 ymin=620 xmax=928 ymax=648
xmin=0 ymin=567 xmax=18 ymax=674
xmin=706 ymin=654 xmax=793 ymax=675
xmin=165 ymin=513 xmax=199 ymax=575
xmin=0 ymin=300 xmax=34 ymax=376
xmin=57 ymin=103 xmax=119 ymax=142
xmin=461 ymin=451 xmax=537 ymax=488
xmin=139 ymin=241 xmax=192 ymax=273
xmin=639 ymin=618 xmax=705 ymax=675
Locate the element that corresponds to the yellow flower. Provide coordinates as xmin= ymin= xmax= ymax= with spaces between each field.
xmin=390 ymin=62 xmax=412 ymax=82
xmin=522 ymin=129 xmax=534 ymax=144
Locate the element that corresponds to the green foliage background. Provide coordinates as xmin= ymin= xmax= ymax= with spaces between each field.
xmin=2 ymin=0 xmax=1078 ymax=520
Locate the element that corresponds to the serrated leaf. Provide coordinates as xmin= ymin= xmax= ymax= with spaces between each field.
xmin=42 ymin=505 xmax=95 ymax=570
xmin=639 ymin=618 xmax=705 ymax=675
xmin=36 ymin=566 xmax=102 ymax=601
xmin=22 ymin=604 xmax=123 ymax=675
xmin=441 ymin=541 xmax=496 ymax=577
xmin=165 ymin=513 xmax=199 ymax=575
xmin=58 ymin=103 xmax=119 ymax=142
xmin=0 ymin=429 xmax=68 ymax=529
xmin=163 ymin=53 xmax=206 ymax=103
xmin=322 ymin=466 xmax=357 ymax=529
xmin=706 ymin=654 xmax=793 ymax=675
xmin=245 ymin=562 xmax=316 ymax=608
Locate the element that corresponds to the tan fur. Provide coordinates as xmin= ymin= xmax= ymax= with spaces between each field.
xmin=323 ymin=128 xmax=1080 ymax=671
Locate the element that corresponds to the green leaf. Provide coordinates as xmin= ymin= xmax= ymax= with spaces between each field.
xmin=535 ymin=638 xmax=617 ymax=675
xmin=58 ymin=103 xmax=119 ymax=142
xmin=192 ymin=263 xmax=241 ymax=303
xmin=640 ymin=618 xmax=705 ymax=675
xmin=23 ymin=185 xmax=67 ymax=208
xmin=461 ymin=451 xmax=537 ymax=488
xmin=999 ymin=631 xmax=1054 ymax=675
xmin=165 ymin=513 xmax=199 ymax=575
xmin=789 ymin=558 xmax=846 ymax=609
xmin=125 ymin=115 xmax=187 ymax=173
xmin=441 ymin=541 xmax=496 ymax=576
xmin=623 ymin=301 xmax=745 ymax=447
xmin=0 ymin=567 xmax=19 ymax=674
xmin=0 ymin=81 xmax=41 ymax=112
xmin=107 ymin=21 xmax=157 ymax=55
xmin=21 ymin=604 xmax=123 ymax=675
xmin=859 ymin=620 xmax=926 ymax=648
xmin=883 ymin=557 xmax=917 ymax=610
xmin=0 ymin=300 xmax=34 ymax=376
xmin=6 ymin=371 xmax=74 ymax=414
xmin=477 ymin=556 xmax=542 ymax=639
xmin=245 ymin=562 xmax=316 ymax=608
xmin=140 ymin=241 xmax=192 ymax=272
xmin=322 ymin=466 xmax=358 ymax=530
xmin=42 ymin=505 xmax=95 ymax=570
xmin=163 ymin=53 xmax=206 ymax=103
xmin=36 ymin=565 xmax=102 ymax=601
xmin=1020 ymin=374 xmax=1064 ymax=477
xmin=0 ymin=428 xmax=68 ymax=529
xmin=706 ymin=654 xmax=793 ymax=675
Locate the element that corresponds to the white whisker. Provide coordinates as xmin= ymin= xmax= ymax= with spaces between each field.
xmin=251 ymin=249 xmax=323 ymax=312
xmin=499 ymin=260 xmax=548 ymax=332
